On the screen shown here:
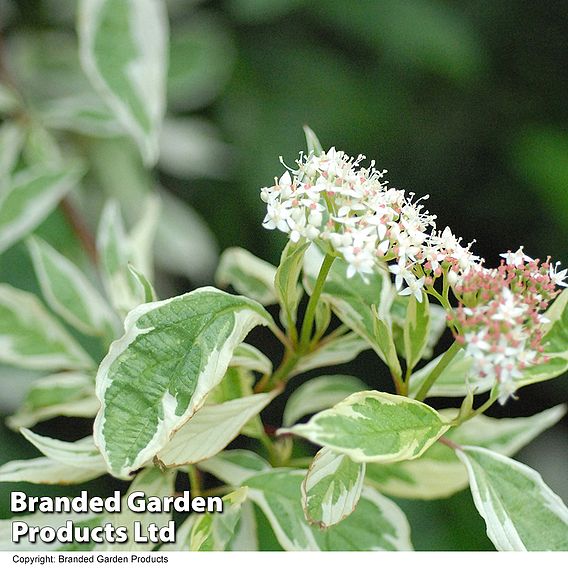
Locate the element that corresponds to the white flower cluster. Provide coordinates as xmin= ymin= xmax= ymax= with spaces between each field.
xmin=261 ymin=148 xmax=482 ymax=300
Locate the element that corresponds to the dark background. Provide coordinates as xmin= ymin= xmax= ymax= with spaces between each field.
xmin=1 ymin=0 xmax=567 ymax=551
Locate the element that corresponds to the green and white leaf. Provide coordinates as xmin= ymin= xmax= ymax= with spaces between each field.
xmin=216 ymin=247 xmax=277 ymax=305
xmin=199 ymin=450 xmax=271 ymax=487
xmin=409 ymin=350 xmax=483 ymax=398
xmin=128 ymin=192 xmax=161 ymax=281
xmin=302 ymin=447 xmax=365 ymax=528
xmin=365 ymin=404 xmax=567 ymax=500
xmin=157 ymin=392 xmax=276 ymax=467
xmin=19 ymin=430 xmax=106 ymax=471
xmin=7 ymin=372 xmax=98 ymax=430
xmin=292 ymin=332 xmax=370 ymax=376
xmin=27 ymin=236 xmax=118 ymax=338
xmin=127 ymin=264 xmax=157 ymax=303
xmin=227 ymin=501 xmax=258 ymax=551
xmin=78 ymin=0 xmax=169 ymax=165
xmin=0 ymin=164 xmax=84 ymax=254
xmin=275 ymin=239 xmax=310 ymax=334
xmin=247 ymin=469 xmax=412 ymax=551
xmin=303 ymin=125 xmax=323 ymax=156
xmin=97 ymin=200 xmax=142 ymax=314
xmin=0 ymin=284 xmax=94 ymax=371
xmin=189 ymin=487 xmax=248 ymax=551
xmin=403 ymin=294 xmax=431 ymax=370
xmin=280 ymin=390 xmax=449 ymax=463
xmin=229 ymin=343 xmax=272 ymax=376
xmin=94 ymin=287 xmax=271 ymax=478
xmin=303 ymin=245 xmax=394 ymax=363
xmin=41 ymin=95 xmax=124 ymax=138
xmin=282 ymin=374 xmax=367 ymax=427
xmin=0 ymin=457 xmax=105 ymax=485
xmin=457 ymin=446 xmax=568 ymax=551
xmin=97 ymin=468 xmax=175 ymax=551
xmin=0 ymin=121 xmax=25 ymax=182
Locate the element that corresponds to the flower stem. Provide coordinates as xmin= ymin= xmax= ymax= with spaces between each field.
xmin=414 ymin=340 xmax=462 ymax=401
xmin=299 ymin=253 xmax=335 ymax=352
xmin=187 ymin=465 xmax=202 ymax=497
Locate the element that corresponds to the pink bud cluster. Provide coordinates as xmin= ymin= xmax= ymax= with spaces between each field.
xmin=452 ymin=250 xmax=566 ymax=403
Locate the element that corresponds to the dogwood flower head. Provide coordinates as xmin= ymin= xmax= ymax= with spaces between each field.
xmin=260 ymin=148 xmax=438 ymax=290
xmin=452 ymin=253 xmax=563 ymax=404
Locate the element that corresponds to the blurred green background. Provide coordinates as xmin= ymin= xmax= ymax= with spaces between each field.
xmin=1 ymin=0 xmax=567 ymax=551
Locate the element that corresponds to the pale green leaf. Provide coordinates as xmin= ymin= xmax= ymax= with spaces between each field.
xmin=292 ymin=332 xmax=370 ymax=376
xmin=403 ymin=294 xmax=431 ymax=370
xmin=190 ymin=487 xmax=248 ymax=551
xmin=302 ymin=447 xmax=365 ymax=528
xmin=457 ymin=446 xmax=568 ymax=551
xmin=0 ymin=121 xmax=25 ymax=183
xmin=283 ymin=374 xmax=367 ymax=427
xmin=78 ymin=0 xmax=169 ymax=165
xmin=366 ymin=404 xmax=567 ymax=500
xmin=230 ymin=343 xmax=272 ymax=376
xmin=228 ymin=501 xmax=258 ymax=551
xmin=216 ymin=247 xmax=278 ymax=305
xmin=97 ymin=199 xmax=142 ymax=314
xmin=303 ymin=245 xmax=394 ymax=363
xmin=154 ymin=189 xmax=218 ymax=283
xmin=0 ymin=164 xmax=84 ymax=254
xmin=97 ymin=468 xmax=175 ymax=551
xmin=157 ymin=392 xmax=276 ymax=467
xmin=7 ymin=372 xmax=97 ymax=430
xmin=94 ymin=287 xmax=271 ymax=478
xmin=0 ymin=284 xmax=94 ymax=371
xmin=19 ymin=430 xmax=106 ymax=471
xmin=280 ymin=390 xmax=449 ymax=463
xmin=199 ymin=450 xmax=271 ymax=487
xmin=247 ymin=469 xmax=413 ymax=551
xmin=27 ymin=236 xmax=118 ymax=338
xmin=128 ymin=192 xmax=161 ymax=281
xmin=128 ymin=264 xmax=157 ymax=303
xmin=41 ymin=95 xmax=124 ymax=138
xmin=0 ymin=457 xmax=105 ymax=485
xmin=303 ymin=125 xmax=323 ymax=156
xmin=275 ymin=239 xmax=309 ymax=334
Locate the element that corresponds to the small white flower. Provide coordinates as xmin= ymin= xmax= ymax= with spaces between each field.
xmin=549 ymin=262 xmax=568 ymax=288
xmin=500 ymin=246 xmax=533 ymax=267
xmin=399 ymin=275 xmax=425 ymax=302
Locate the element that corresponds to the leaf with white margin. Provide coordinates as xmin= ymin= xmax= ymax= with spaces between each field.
xmin=228 ymin=501 xmax=258 ymax=551
xmin=403 ymin=294 xmax=431 ymax=370
xmin=276 ymin=239 xmax=310 ymax=335
xmin=154 ymin=189 xmax=219 ymax=283
xmin=303 ymin=245 xmax=394 ymax=363
xmin=303 ymin=125 xmax=323 ymax=156
xmin=280 ymin=390 xmax=449 ymax=463
xmin=94 ymin=287 xmax=272 ymax=478
xmin=97 ymin=200 xmax=142 ymax=314
xmin=457 ymin=446 xmax=568 ymax=551
xmin=128 ymin=193 xmax=161 ymax=282
xmin=27 ymin=236 xmax=118 ymax=338
xmin=0 ymin=511 xmax=101 ymax=551
xmin=0 ymin=284 xmax=94 ymax=371
xmin=199 ymin=450 xmax=271 ymax=487
xmin=408 ymin=350 xmax=484 ymax=398
xmin=7 ymin=372 xmax=98 ymax=430
xmin=78 ymin=0 xmax=169 ymax=165
xmin=246 ymin=469 xmax=413 ymax=551
xmin=365 ymin=404 xmax=566 ymax=500
xmin=282 ymin=374 xmax=367 ymax=427
xmin=97 ymin=468 xmax=175 ymax=551
xmin=216 ymin=247 xmax=278 ymax=305
xmin=302 ymin=447 xmax=365 ymax=528
xmin=0 ymin=457 xmax=105 ymax=485
xmin=291 ymin=332 xmax=370 ymax=377
xmin=41 ymin=95 xmax=125 ymax=138
xmin=19 ymin=430 xmax=106 ymax=471
xmin=157 ymin=392 xmax=277 ymax=467
xmin=189 ymin=487 xmax=248 ymax=551
xmin=230 ymin=343 xmax=272 ymax=376
xmin=516 ymin=288 xmax=568 ymax=388
xmin=0 ymin=121 xmax=25 ymax=182
xmin=128 ymin=265 xmax=157 ymax=303
xmin=391 ymin=296 xmax=448 ymax=361
xmin=0 ymin=164 xmax=84 ymax=254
